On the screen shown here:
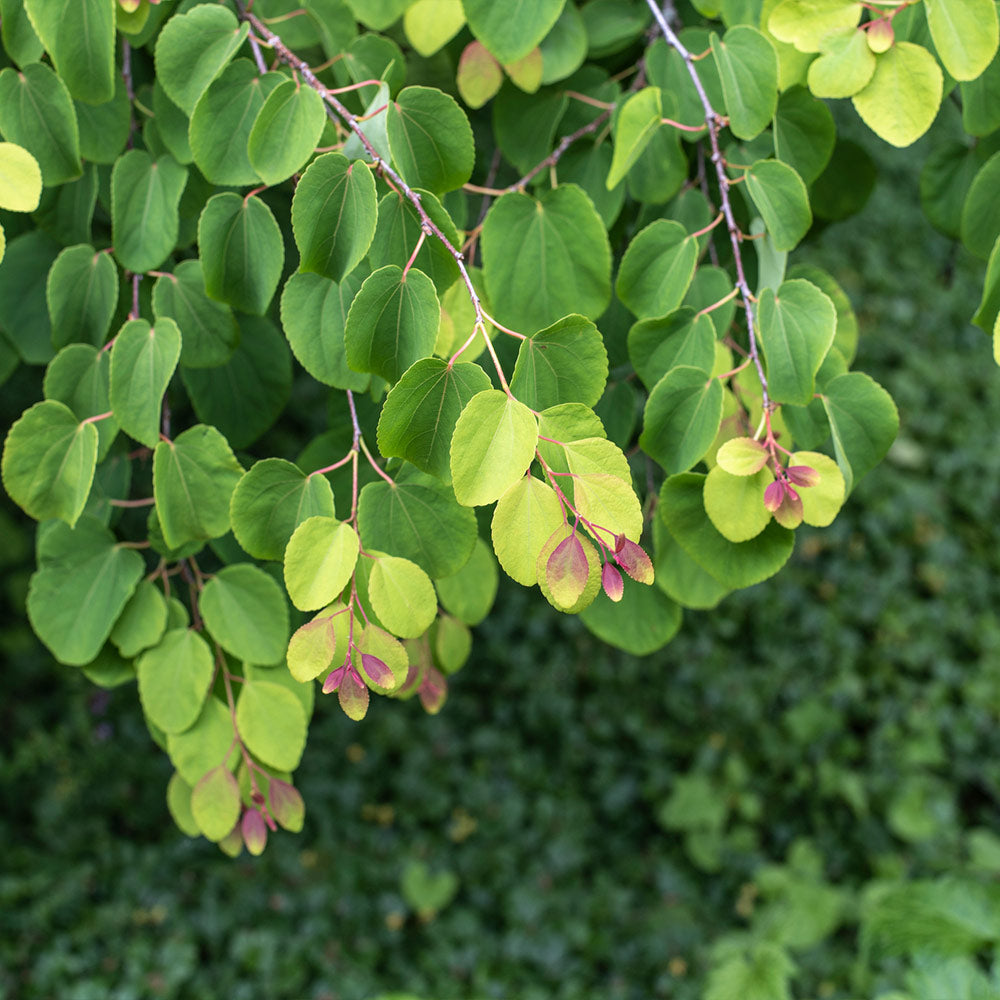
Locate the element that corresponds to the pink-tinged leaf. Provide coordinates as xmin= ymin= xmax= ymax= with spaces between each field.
xmin=456 ymin=41 xmax=504 ymax=109
xmin=763 ymin=477 xmax=786 ymax=512
xmin=268 ymin=778 xmax=305 ymax=833
xmin=785 ymin=465 xmax=819 ymax=488
xmin=419 ymin=665 xmax=447 ymax=715
xmin=613 ymin=538 xmax=655 ymax=585
xmin=358 ymin=653 xmax=393 ymax=691
xmin=321 ymin=664 xmax=346 ymax=694
xmin=772 ymin=489 xmax=804 ymax=529
xmin=615 ymin=533 xmax=626 ymax=553
xmin=546 ymin=532 xmax=590 ymax=608
xmin=601 ymin=563 xmax=624 ymax=602
xmin=338 ymin=667 xmax=369 ymax=721
xmin=241 ymin=808 xmax=268 ymax=856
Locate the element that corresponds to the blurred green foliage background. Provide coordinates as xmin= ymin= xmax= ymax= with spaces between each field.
xmin=4 ymin=117 xmax=1000 ymax=1000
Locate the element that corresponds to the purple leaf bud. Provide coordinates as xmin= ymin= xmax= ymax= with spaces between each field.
xmin=613 ymin=537 xmax=654 ymax=585
xmin=241 ymin=807 xmax=268 ymax=856
xmin=785 ymin=464 xmax=819 ymax=488
xmin=321 ymin=664 xmax=346 ymax=695
xmin=601 ymin=563 xmax=624 ymax=602
xmin=338 ymin=666 xmax=369 ymax=721
xmin=763 ymin=478 xmax=786 ymax=512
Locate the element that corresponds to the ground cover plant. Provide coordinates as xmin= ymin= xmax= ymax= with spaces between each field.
xmin=1 ymin=0 xmax=1000 ymax=933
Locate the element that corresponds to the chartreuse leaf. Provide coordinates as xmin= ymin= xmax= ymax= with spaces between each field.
xmin=47 ymin=245 xmax=118 ymax=351
xmin=287 ymin=602 xmax=351 ymax=683
xmin=703 ymin=465 xmax=772 ymax=542
xmin=581 ymin=576 xmax=682 ymax=655
xmin=450 ymin=390 xmax=539 ymax=507
xmin=745 ymin=160 xmax=811 ymax=252
xmin=199 ymin=193 xmax=284 ymax=315
xmin=2 ymin=400 xmax=97 ymax=526
xmin=435 ymin=537 xmax=499 ymax=626
xmin=292 ymin=153 xmax=378 ymax=282
xmin=111 ymin=151 xmax=188 ymax=273
xmin=137 ymin=628 xmax=213 ymax=734
xmin=820 ymin=372 xmax=898 ymax=493
xmin=457 ymin=41 xmax=504 ymax=108
xmin=791 ymin=450 xmax=845 ymax=526
xmin=109 ymin=318 xmax=181 ymax=449
xmin=537 ymin=523 xmax=601 ymax=614
xmin=716 ymin=436 xmax=769 ymax=475
xmin=607 ymin=87 xmax=662 ymax=190
xmin=463 ymin=0 xmax=565 ymax=63
xmin=191 ymin=766 xmax=241 ymax=841
xmin=247 ymin=79 xmax=326 ymax=187
xmin=0 ymin=143 xmax=41 ymax=211
xmin=230 ymin=458 xmax=335 ymax=561
xmin=166 ymin=773 xmax=200 ymax=838
xmin=153 ymin=261 xmax=239 ymax=369
xmin=154 ymin=3 xmax=249 ymax=114
xmin=640 ymin=367 xmax=723 ymax=475
xmin=26 ymin=517 xmax=144 ymax=664
xmin=25 ymin=0 xmax=115 ymax=105
xmin=807 ymin=28 xmax=874 ymax=98
xmin=481 ymin=184 xmax=611 ymax=334
xmin=711 ymin=26 xmax=778 ymax=140
xmin=491 ymin=474 xmax=564 ymax=586
xmin=925 ymin=0 xmax=998 ymax=81
xmin=628 ymin=309 xmax=716 ymax=391
xmin=660 ymin=473 xmax=795 ymax=588
xmin=283 ymin=516 xmax=358 ymax=611
xmin=153 ymin=425 xmax=244 ymax=550
xmin=616 ymin=220 xmax=698 ymax=319
xmin=43 ymin=344 xmax=117 ymax=460
xmin=0 ymin=63 xmax=81 ymax=185
xmin=767 ymin=0 xmax=861 ymax=52
xmin=852 ymin=43 xmax=943 ymax=148
xmin=510 ymin=315 xmax=608 ymax=409
xmin=236 ymin=681 xmax=308 ymax=772
xmin=110 ymin=579 xmax=168 ymax=659
xmin=199 ymin=565 xmax=289 ymax=665
xmin=166 ymin=696 xmax=232 ymax=785
xmin=358 ymin=479 xmax=477 ymax=579
xmin=190 ymin=61 xmax=285 ymax=186
xmin=377 ymin=359 xmax=492 ymax=481
xmin=757 ymin=279 xmax=836 ymax=406
xmin=344 ymin=265 xmax=440 ymax=384
xmin=404 ymin=0 xmax=465 ymax=55
xmin=369 ymin=554 xmax=437 ymax=638
xmin=386 ymin=86 xmax=474 ymax=194
xmin=962 ymin=152 xmax=1000 ymax=260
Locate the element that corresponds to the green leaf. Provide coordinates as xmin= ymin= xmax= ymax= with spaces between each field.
xmin=0 ymin=62 xmax=81 ymax=185
xmin=450 ymin=389 xmax=539 ymax=506
xmin=43 ymin=344 xmax=117 ymax=460
xmin=190 ymin=60 xmax=285 ymax=186
xmin=757 ymin=279 xmax=836 ymax=405
xmin=0 ymin=231 xmax=59 ymax=365
xmin=166 ymin=696 xmax=232 ymax=785
xmin=961 ymin=52 xmax=1000 ymax=135
xmin=510 ymin=314 xmax=608 ymax=409
xmin=344 ymin=264 xmax=440 ymax=384
xmin=491 ymin=474 xmax=564 ymax=586
xmin=292 ymin=152 xmax=378 ymax=282
xmin=703 ymin=464 xmax=772 ymax=542
xmin=152 ymin=260 xmax=239 ymax=369
xmin=580 ymin=576 xmax=681 ymax=655
xmin=660 ymin=472 xmax=795 ymax=588
xmin=110 ymin=579 xmax=168 ymax=659
xmin=767 ymin=0 xmax=861 ymax=52
xmin=137 ymin=628 xmax=214 ymax=734
xmin=744 ymin=159 xmax=812 ymax=252
xmin=2 ymin=399 xmax=97 ymax=526
xmin=74 ymin=78 xmax=131 ymax=165
xmin=109 ymin=318 xmax=182 ymax=449
xmin=247 ymin=78 xmax=327 ymax=187
xmin=607 ymin=87 xmax=662 ymax=189
xmin=236 ymin=680 xmax=308 ymax=772
xmin=628 ymin=308 xmax=716 ymax=391
xmin=25 ymin=0 xmax=115 ymax=105
xmin=46 ymin=245 xmax=118 ymax=351
xmin=154 ymin=3 xmax=250 ymax=114
xmin=974 ymin=234 xmax=1000 ymax=333
xmin=925 ymin=0 xmax=998 ymax=80
xmin=711 ymin=26 xmax=778 ymax=140
xmin=852 ymin=42 xmax=943 ymax=148
xmin=820 ymin=372 xmax=898 ymax=493
xmin=787 ymin=263 xmax=858 ymax=363
xmin=230 ymin=458 xmax=335 ymax=561
xmin=435 ymin=537 xmax=499 ymax=625
xmin=111 ymin=151 xmax=188 ymax=273
xmin=376 ymin=358 xmax=492 ymax=481
xmin=386 ymin=86 xmax=475 ymax=194
xmin=539 ymin=2 xmax=588 ymax=83
xmin=1 ymin=0 xmax=43 ymax=66
xmin=369 ymin=554 xmax=438 ymax=638
xmin=493 ymin=80 xmax=569 ymax=174
xmin=191 ymin=765 xmax=241 ymax=842
xmin=358 ymin=479 xmax=477 ymax=578
xmin=151 ymin=80 xmax=193 ymax=165
xmin=922 ymin=142 xmax=984 ymax=241
xmin=652 ymin=515 xmax=731 ymax=609
xmin=153 ymin=424 xmax=244 ymax=550
xmin=283 ymin=516 xmax=358 ymax=611
xmin=463 ymin=0 xmax=565 ymax=63
xmin=772 ymin=85 xmax=835 ymax=184
xmin=0 ymin=143 xmax=41 ymax=211
xmin=806 ymin=27 xmax=875 ymax=98
xmin=961 ymin=151 xmax=1000 ymax=260
xmin=26 ymin=517 xmax=144 ymax=664
xmin=166 ymin=772 xmax=200 ymax=838
xmin=705 ymin=942 xmax=795 ymax=1000
xmin=481 ymin=184 xmax=611 ymax=334
xmin=640 ymin=366 xmax=723 ymax=474
xmin=200 ymin=564 xmax=289 ymax=665
xmin=199 ymin=193 xmax=284 ymax=316
xmin=342 ymin=81 xmax=391 ymax=163
xmin=616 ymin=220 xmax=698 ymax=319
xmin=280 ymin=271 xmax=368 ymax=391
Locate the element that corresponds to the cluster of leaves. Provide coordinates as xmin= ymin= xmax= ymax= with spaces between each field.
xmin=0 ymin=0 xmax=997 ymax=856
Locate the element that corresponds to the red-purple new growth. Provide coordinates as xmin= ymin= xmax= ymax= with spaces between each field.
xmin=601 ymin=562 xmax=624 ymax=602
xmin=241 ymin=807 xmax=268 ymax=856
xmin=547 ymin=532 xmax=590 ymax=605
xmin=321 ymin=664 xmax=346 ymax=694
xmin=613 ymin=535 xmax=654 ymax=585
xmin=764 ymin=477 xmax=787 ymax=512
xmin=785 ymin=465 xmax=819 ymax=488
xmin=360 ymin=653 xmax=393 ymax=689
xmin=268 ymin=778 xmax=305 ymax=832
xmin=419 ymin=665 xmax=447 ymax=715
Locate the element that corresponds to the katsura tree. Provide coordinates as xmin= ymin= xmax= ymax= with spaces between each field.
xmin=0 ymin=0 xmax=997 ymax=855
